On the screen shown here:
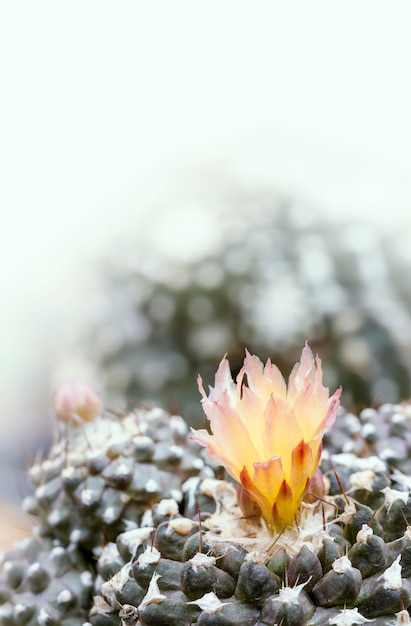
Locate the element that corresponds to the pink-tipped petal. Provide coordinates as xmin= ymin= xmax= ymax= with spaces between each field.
xmin=192 ymin=343 xmax=341 ymax=530
xmin=263 ymin=358 xmax=287 ymax=400
xmin=243 ymin=350 xmax=265 ymax=393
xmin=210 ymin=355 xmax=236 ymax=403
xmin=197 ymin=374 xmax=207 ymax=402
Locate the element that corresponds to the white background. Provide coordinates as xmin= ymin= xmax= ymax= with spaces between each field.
xmin=1 ymin=1 xmax=411 ymax=448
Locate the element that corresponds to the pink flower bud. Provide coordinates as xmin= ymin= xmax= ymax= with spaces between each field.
xmin=53 ymin=379 xmax=102 ymax=424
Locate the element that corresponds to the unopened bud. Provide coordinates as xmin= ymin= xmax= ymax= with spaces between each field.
xmin=54 ymin=379 xmax=102 ymax=424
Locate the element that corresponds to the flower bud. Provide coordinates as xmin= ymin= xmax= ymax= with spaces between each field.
xmin=53 ymin=379 xmax=102 ymax=424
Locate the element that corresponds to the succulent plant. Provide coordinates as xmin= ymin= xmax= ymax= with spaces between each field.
xmin=86 ymin=345 xmax=411 ymax=626
xmin=0 ymin=380 xmax=215 ymax=626
xmin=3 ymin=347 xmax=411 ymax=624
xmin=81 ymin=199 xmax=411 ymax=424
xmin=0 ymin=536 xmax=94 ymax=626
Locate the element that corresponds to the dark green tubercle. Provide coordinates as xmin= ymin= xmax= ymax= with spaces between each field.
xmin=4 ymin=401 xmax=411 ymax=624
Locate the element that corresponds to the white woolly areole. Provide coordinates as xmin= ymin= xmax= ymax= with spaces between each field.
xmin=391 ymin=469 xmax=411 ymax=491
xmin=99 ymin=542 xmax=120 ymax=565
xmin=29 ymin=459 xmax=54 ymax=481
xmin=189 ymin=553 xmax=216 ymax=569
xmin=100 ymin=564 xmax=132 ymax=606
xmin=344 ymin=413 xmax=362 ymax=434
xmin=138 ymin=546 xmax=161 ymax=568
xmin=38 ymin=608 xmax=53 ymax=626
xmin=80 ymin=571 xmax=93 ymax=587
xmin=168 ymin=517 xmax=195 ymax=536
xmin=332 ymin=555 xmax=353 ymax=574
xmin=193 ymin=458 xmax=205 ymax=470
xmin=356 ymin=524 xmax=373 ymax=543
xmin=146 ymin=407 xmax=167 ymax=421
xmin=245 ymin=550 xmax=269 ymax=565
xmin=202 ymin=481 xmax=337 ymax=560
xmin=115 ymin=463 xmax=130 ymax=477
xmin=380 ymin=555 xmax=402 ymax=590
xmin=35 ymin=484 xmax=48 ymax=500
xmin=50 ymin=545 xmax=65 ymax=558
xmin=102 ymin=507 xmax=119 ymax=524
xmin=140 ymin=572 xmax=166 ymax=610
xmin=56 ymin=589 xmax=73 ymax=604
xmin=349 ymin=470 xmax=376 ymax=492
xmin=156 ymin=498 xmax=179 ymax=516
xmin=27 ymin=563 xmax=43 ymax=577
xmin=170 ymin=488 xmax=183 ymax=502
xmin=119 ymin=527 xmax=153 ymax=557
xmin=392 ymin=411 xmax=407 ymax=424
xmin=380 ymin=447 xmax=399 ymax=461
xmin=278 ymin=579 xmax=309 ymax=603
xmin=61 ymin=466 xmax=78 ymax=480
xmin=81 ymin=489 xmax=96 ymax=506
xmin=405 ymin=527 xmax=411 ymax=542
xmin=333 ymin=501 xmax=356 ymax=525
xmin=182 ymin=476 xmax=201 ymax=515
xmin=331 ymin=453 xmax=386 ymax=473
xmin=14 ymin=604 xmax=30 ymax=616
xmin=360 ymin=423 xmax=376 ymax=439
xmin=131 ymin=435 xmax=153 ymax=449
xmin=187 ymin=591 xmax=228 ymax=613
xmin=145 ymin=479 xmax=159 ymax=493
xmin=170 ymin=414 xmax=188 ymax=436
xmin=381 ymin=487 xmax=409 ymax=513
xmin=124 ymin=518 xmax=139 ymax=531
xmin=169 ymin=444 xmax=184 ymax=458
xmin=53 ymin=411 xmax=148 ymax=460
xmin=140 ymin=509 xmax=154 ymax=528
xmin=328 ymin=606 xmax=373 ymax=624
xmin=200 ymin=478 xmax=236 ymax=509
xmin=89 ymin=595 xmax=112 ymax=616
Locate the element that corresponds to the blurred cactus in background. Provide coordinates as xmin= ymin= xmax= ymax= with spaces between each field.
xmin=78 ymin=184 xmax=411 ymax=426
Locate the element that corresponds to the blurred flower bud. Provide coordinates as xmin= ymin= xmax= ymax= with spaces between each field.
xmin=53 ymin=379 xmax=102 ymax=424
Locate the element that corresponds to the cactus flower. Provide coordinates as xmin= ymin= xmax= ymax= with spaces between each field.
xmin=190 ymin=343 xmax=341 ymax=530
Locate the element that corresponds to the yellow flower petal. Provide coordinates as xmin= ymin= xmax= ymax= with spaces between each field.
xmin=272 ymin=479 xmax=295 ymax=528
xmin=239 ymin=456 xmax=284 ymax=523
xmin=191 ymin=343 xmax=341 ymax=530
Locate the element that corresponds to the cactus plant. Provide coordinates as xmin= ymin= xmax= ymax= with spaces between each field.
xmin=3 ymin=347 xmax=411 ymax=624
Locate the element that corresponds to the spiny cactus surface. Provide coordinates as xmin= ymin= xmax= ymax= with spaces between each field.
xmin=4 ymin=357 xmax=411 ymax=624
xmin=88 ymin=466 xmax=411 ymax=626
xmin=23 ymin=404 xmax=212 ymax=557
xmin=0 ymin=381 xmax=216 ymax=626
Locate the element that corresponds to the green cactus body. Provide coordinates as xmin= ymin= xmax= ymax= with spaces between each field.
xmin=4 ymin=399 xmax=411 ymax=624
xmin=23 ymin=407 xmax=212 ymax=555
xmin=84 ymin=403 xmax=411 ymax=626
xmin=88 ymin=464 xmax=411 ymax=625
